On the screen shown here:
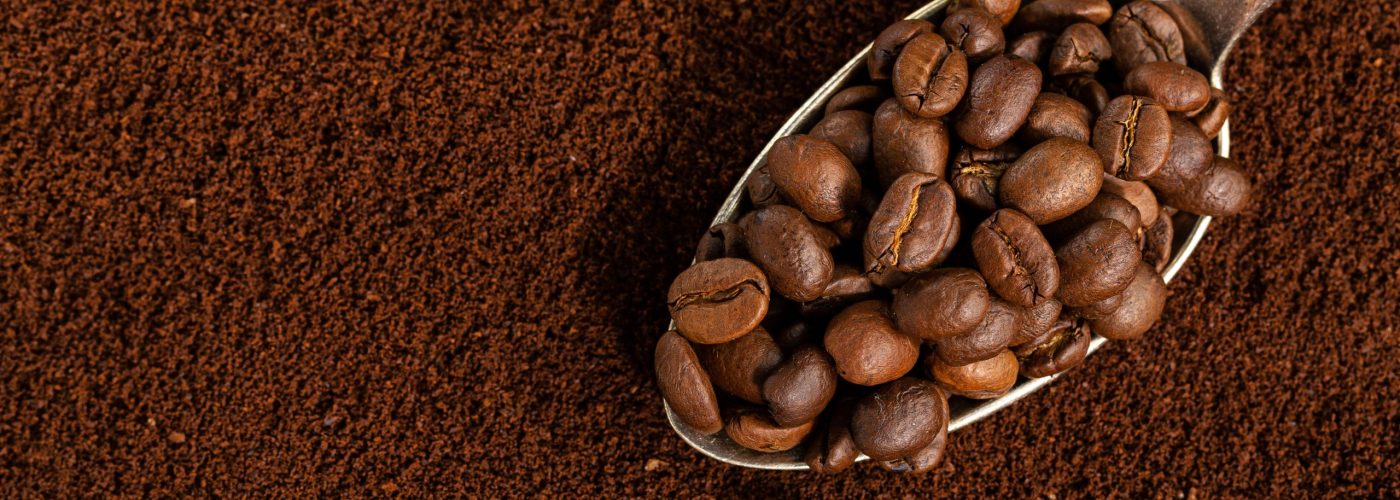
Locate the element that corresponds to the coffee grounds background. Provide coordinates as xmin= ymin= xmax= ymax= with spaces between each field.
xmin=1 ymin=0 xmax=1396 ymax=496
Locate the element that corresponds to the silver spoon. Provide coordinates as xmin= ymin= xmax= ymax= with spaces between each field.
xmin=664 ymin=0 xmax=1275 ymax=470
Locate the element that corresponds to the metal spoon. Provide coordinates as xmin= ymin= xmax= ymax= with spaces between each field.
xmin=664 ymin=0 xmax=1275 ymax=470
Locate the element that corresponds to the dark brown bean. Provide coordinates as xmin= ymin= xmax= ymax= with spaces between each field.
xmin=972 ymin=208 xmax=1060 ymax=307
xmin=1101 ymin=175 xmax=1161 ymax=226
xmin=825 ymin=85 xmax=890 ymax=116
xmin=746 ymin=167 xmax=784 ymax=208
xmin=1049 ymin=74 xmax=1110 ymax=115
xmin=763 ymin=345 xmax=838 ymax=427
xmin=741 ymin=205 xmax=836 ymax=302
xmin=800 ymin=265 xmax=877 ymax=318
xmin=956 ymin=55 xmax=1043 ymax=149
xmin=1091 ymin=262 xmax=1167 ymax=340
xmin=940 ymin=8 xmax=1005 ymax=62
xmin=765 ymin=135 xmax=862 ymax=223
xmin=1149 ymin=0 xmax=1214 ymax=72
xmin=667 ymin=258 xmax=769 ymax=345
xmin=1015 ymin=313 xmax=1091 ymax=378
xmin=772 ymin=320 xmax=817 ymax=354
xmin=695 ymin=327 xmax=784 ymax=404
xmin=952 ymin=0 xmax=1022 ymax=26
xmin=1124 ymin=61 xmax=1211 ymax=113
xmin=850 ymin=377 xmax=946 ymax=461
xmin=1054 ymin=219 xmax=1141 ymax=307
xmin=1008 ymin=31 xmax=1056 ymax=65
xmin=1020 ymin=92 xmax=1093 ymax=144
xmin=892 ymin=268 xmax=991 ymax=341
xmin=725 ymin=406 xmax=815 ymax=453
xmin=865 ymin=174 xmax=960 ymax=279
xmin=1041 ymin=190 xmax=1143 ymax=242
xmin=1140 ymin=209 xmax=1174 ymax=273
xmin=873 ymin=98 xmax=952 ymax=188
xmin=869 ymin=20 xmax=936 ymax=81
xmin=949 ymin=144 xmax=1021 ymax=212
xmin=1147 ymin=115 xmax=1213 ymax=194
xmin=1013 ymin=0 xmax=1113 ymax=32
xmin=824 ymin=300 xmax=922 ymax=386
xmin=1049 ymin=22 xmax=1113 ymax=76
xmin=998 ymin=137 xmax=1104 ymax=224
xmin=1158 ymin=155 xmax=1251 ymax=216
xmin=1193 ymin=87 xmax=1231 ymax=139
xmin=894 ymin=33 xmax=970 ymax=118
xmin=1071 ymin=291 xmax=1124 ymax=319
xmin=877 ymin=400 xmax=949 ymax=473
xmin=929 ymin=348 xmax=1019 ymax=398
xmin=1012 ymin=297 xmax=1063 ymax=346
xmin=1108 ymin=0 xmax=1186 ymax=74
xmin=1093 ymin=95 xmax=1172 ymax=181
xmin=694 ymin=223 xmax=746 ymax=263
xmin=805 ymin=400 xmax=860 ymax=473
xmin=655 ymin=331 xmax=723 ymax=434
xmin=810 ymin=110 xmax=873 ymax=168
xmin=934 ymin=297 xmax=1021 ymax=365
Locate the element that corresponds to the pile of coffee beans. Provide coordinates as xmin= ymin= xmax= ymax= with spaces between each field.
xmin=657 ymin=0 xmax=1249 ymax=474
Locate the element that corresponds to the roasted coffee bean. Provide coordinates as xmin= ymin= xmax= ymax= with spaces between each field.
xmin=1108 ymin=0 xmax=1186 ymax=74
xmin=1101 ymin=175 xmax=1161 ymax=226
xmin=1008 ymin=31 xmax=1056 ymax=65
xmin=949 ymin=144 xmax=1021 ymax=211
xmin=725 ymin=406 xmax=816 ymax=453
xmin=810 ymin=110 xmax=873 ymax=167
xmin=1147 ymin=115 xmax=1213 ymax=194
xmin=1193 ymin=87 xmax=1231 ymax=139
xmin=1013 ymin=0 xmax=1113 ymax=32
xmin=746 ymin=167 xmax=784 ymax=208
xmin=1071 ymin=290 xmax=1124 ymax=319
xmin=766 ymin=135 xmax=862 ymax=223
xmin=1049 ymin=23 xmax=1113 ymax=76
xmin=934 ymin=297 xmax=1020 ymax=365
xmin=655 ymin=331 xmax=724 ymax=434
xmin=972 ymin=208 xmax=1060 ymax=307
xmin=800 ymin=265 xmax=877 ymax=318
xmin=826 ymin=212 xmax=869 ymax=242
xmin=694 ymin=223 xmax=746 ymax=263
xmin=772 ymin=321 xmax=818 ymax=353
xmin=998 ymin=137 xmax=1104 ymax=224
xmin=1049 ymin=74 xmax=1110 ymax=115
xmin=1041 ymin=190 xmax=1143 ymax=241
xmin=929 ymin=348 xmax=1019 ymax=398
xmin=869 ymin=20 xmax=936 ymax=81
xmin=851 ymin=377 xmax=947 ymax=461
xmin=940 ymin=8 xmax=1005 ymax=63
xmin=1158 ymin=155 xmax=1250 ymax=216
xmin=957 ymin=55 xmax=1043 ymax=149
xmin=1020 ymin=92 xmax=1093 ymax=144
xmin=892 ymin=268 xmax=992 ymax=341
xmin=952 ymin=0 xmax=1021 ymax=26
xmin=1012 ymin=297 xmax=1063 ymax=346
xmin=1140 ymin=211 xmax=1174 ymax=273
xmin=1055 ymin=219 xmax=1141 ymax=307
xmin=1015 ymin=314 xmax=1091 ymax=378
xmin=1151 ymin=0 xmax=1214 ymax=72
xmin=1093 ymin=95 xmax=1172 ymax=181
xmin=1124 ymin=61 xmax=1211 ymax=113
xmin=894 ymin=33 xmax=969 ymax=119
xmin=695 ymin=327 xmax=784 ymax=404
xmin=805 ymin=400 xmax=859 ymax=473
xmin=865 ymin=174 xmax=960 ymax=278
xmin=873 ymin=98 xmax=952 ymax=187
xmin=1091 ymin=261 xmax=1167 ymax=339
xmin=668 ymin=258 xmax=769 ymax=345
xmin=880 ymin=421 xmax=948 ymax=474
xmin=824 ymin=300 xmax=921 ymax=386
xmin=763 ymin=345 xmax=838 ymax=427
xmin=741 ymin=205 xmax=836 ymax=302
xmin=826 ymin=85 xmax=890 ymax=115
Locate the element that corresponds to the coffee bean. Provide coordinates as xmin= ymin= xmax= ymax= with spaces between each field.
xmin=1071 ymin=290 xmax=1123 ymax=319
xmin=1049 ymin=74 xmax=1110 ymax=115
xmin=865 ymin=174 xmax=960 ymax=279
xmin=1091 ymin=262 xmax=1167 ymax=340
xmin=667 ymin=258 xmax=769 ymax=345
xmin=804 ymin=399 xmax=859 ymax=473
xmin=1013 ymin=0 xmax=1112 ymax=32
xmin=869 ymin=20 xmax=936 ymax=81
xmin=824 ymin=300 xmax=922 ymax=386
xmin=1049 ymin=22 xmax=1113 ymax=76
xmin=873 ymin=98 xmax=952 ymax=187
xmin=1100 ymin=175 xmax=1161 ymax=226
xmin=1124 ymin=61 xmax=1211 ymax=113
xmin=956 ymin=55 xmax=1043 ymax=149
xmin=952 ymin=0 xmax=1022 ymax=26
xmin=1193 ymin=87 xmax=1231 ymax=139
xmin=695 ymin=327 xmax=784 ymax=404
xmin=772 ymin=320 xmax=818 ymax=354
xmin=1093 ymin=95 xmax=1172 ymax=181
xmin=763 ymin=345 xmax=838 ymax=427
xmin=1015 ymin=313 xmax=1092 ymax=378
xmin=825 ymin=211 xmax=869 ymax=242
xmin=1054 ymin=219 xmax=1141 ymax=307
xmin=809 ymin=110 xmax=874 ymax=168
xmin=725 ymin=406 xmax=816 ymax=453
xmin=1108 ymin=0 xmax=1186 ymax=74
xmin=1147 ymin=115 xmax=1213 ymax=194
xmin=800 ymin=265 xmax=877 ymax=318
xmin=892 ymin=268 xmax=992 ymax=341
xmin=929 ymin=348 xmax=1019 ymax=398
xmin=879 ymin=420 xmax=948 ymax=474
xmin=741 ymin=205 xmax=835 ymax=302
xmin=851 ymin=377 xmax=947 ymax=461
xmin=1041 ymin=190 xmax=1143 ymax=242
xmin=1158 ymin=155 xmax=1251 ymax=216
xmin=972 ymin=208 xmax=1060 ymax=307
xmin=998 ymin=137 xmax=1104 ymax=224
xmin=745 ymin=167 xmax=784 ymax=208
xmin=1012 ymin=297 xmax=1063 ymax=346
xmin=1020 ymin=92 xmax=1093 ymax=144
xmin=1140 ymin=211 xmax=1174 ymax=273
xmin=1008 ymin=31 xmax=1055 ymax=65
xmin=1150 ymin=0 xmax=1214 ymax=72
xmin=940 ymin=8 xmax=1005 ymax=62
xmin=949 ymin=144 xmax=1022 ymax=212
xmin=825 ymin=85 xmax=890 ymax=116
xmin=694 ymin=223 xmax=746 ymax=263
xmin=893 ymin=33 xmax=969 ymax=118
xmin=766 ymin=135 xmax=863 ymax=223
xmin=655 ymin=331 xmax=723 ymax=434
xmin=934 ymin=297 xmax=1020 ymax=365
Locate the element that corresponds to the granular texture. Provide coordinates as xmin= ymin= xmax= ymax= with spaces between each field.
xmin=0 ymin=0 xmax=1396 ymax=496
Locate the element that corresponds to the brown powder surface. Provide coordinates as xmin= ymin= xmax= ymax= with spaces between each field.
xmin=1 ymin=0 xmax=1396 ymax=496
